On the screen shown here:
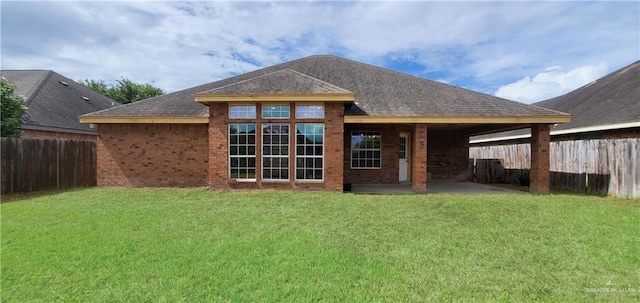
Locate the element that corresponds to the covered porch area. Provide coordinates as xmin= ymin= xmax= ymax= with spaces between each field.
xmin=343 ymin=118 xmax=562 ymax=194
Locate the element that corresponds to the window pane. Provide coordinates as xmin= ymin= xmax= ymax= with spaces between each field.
xmin=229 ymin=105 xmax=256 ymax=119
xmin=351 ymin=131 xmax=381 ymax=169
xmin=229 ymin=124 xmax=256 ymax=179
xmin=295 ymin=123 xmax=324 ymax=181
xmin=262 ymin=104 xmax=290 ymax=119
xmin=296 ymin=105 xmax=324 ymax=119
xmin=262 ymin=123 xmax=289 ymax=180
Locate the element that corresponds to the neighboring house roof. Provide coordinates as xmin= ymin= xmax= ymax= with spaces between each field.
xmin=1 ymin=70 xmax=119 ymax=134
xmin=82 ymin=55 xmax=567 ymax=125
xmin=472 ymin=61 xmax=640 ymax=143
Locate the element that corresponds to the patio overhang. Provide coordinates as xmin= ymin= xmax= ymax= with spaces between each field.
xmin=344 ymin=115 xmax=571 ymax=124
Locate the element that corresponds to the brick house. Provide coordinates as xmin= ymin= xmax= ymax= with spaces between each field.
xmin=80 ymin=55 xmax=570 ymax=193
xmin=1 ymin=70 xmax=119 ymax=141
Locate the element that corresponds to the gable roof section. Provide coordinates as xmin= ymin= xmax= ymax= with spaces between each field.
xmin=2 ymin=70 xmax=119 ymax=133
xmin=472 ymin=61 xmax=640 ymax=143
xmin=196 ymin=68 xmax=354 ymax=102
xmin=81 ymin=55 xmax=569 ymax=125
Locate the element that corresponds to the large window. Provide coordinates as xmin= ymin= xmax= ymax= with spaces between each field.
xmin=296 ymin=123 xmax=324 ymax=180
xmin=229 ymin=124 xmax=256 ymax=179
xmin=262 ymin=124 xmax=289 ymax=180
xmin=351 ymin=131 xmax=381 ymax=169
xmin=262 ymin=104 xmax=290 ymax=119
xmin=296 ymin=105 xmax=324 ymax=119
xmin=229 ymin=105 xmax=256 ymax=119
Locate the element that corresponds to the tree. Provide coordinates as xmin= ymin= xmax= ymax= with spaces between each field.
xmin=1 ymin=78 xmax=25 ymax=137
xmin=80 ymin=77 xmax=164 ymax=104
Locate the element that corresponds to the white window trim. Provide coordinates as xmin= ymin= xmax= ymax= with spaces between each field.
xmin=228 ymin=123 xmax=257 ymax=181
xmin=295 ymin=123 xmax=325 ymax=182
xmin=295 ymin=104 xmax=325 ymax=119
xmin=261 ymin=123 xmax=290 ymax=182
xmin=350 ymin=131 xmax=382 ymax=170
xmin=262 ymin=104 xmax=290 ymax=119
xmin=229 ymin=104 xmax=257 ymax=119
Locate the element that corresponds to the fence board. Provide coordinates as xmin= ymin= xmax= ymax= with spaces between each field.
xmin=470 ymin=138 xmax=640 ymax=199
xmin=1 ymin=138 xmax=96 ymax=194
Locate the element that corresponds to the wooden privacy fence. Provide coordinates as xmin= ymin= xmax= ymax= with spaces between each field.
xmin=1 ymin=138 xmax=96 ymax=194
xmin=470 ymin=138 xmax=640 ymax=199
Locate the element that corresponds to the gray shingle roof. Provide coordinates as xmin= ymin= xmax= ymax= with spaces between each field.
xmin=83 ymin=55 xmax=567 ymax=118
xmin=199 ymin=68 xmax=352 ymax=95
xmin=1 ymin=70 xmax=119 ymax=132
xmin=472 ymin=60 xmax=640 ymax=141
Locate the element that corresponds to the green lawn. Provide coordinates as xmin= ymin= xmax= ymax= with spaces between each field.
xmin=1 ymin=188 xmax=638 ymax=302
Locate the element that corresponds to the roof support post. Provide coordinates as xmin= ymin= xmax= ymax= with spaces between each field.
xmin=530 ymin=124 xmax=551 ymax=194
xmin=412 ymin=123 xmax=428 ymax=192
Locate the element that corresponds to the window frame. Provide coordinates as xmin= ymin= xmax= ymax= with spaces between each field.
xmin=228 ymin=104 xmax=257 ymax=119
xmin=261 ymin=123 xmax=290 ymax=181
xmin=262 ymin=104 xmax=290 ymax=119
xmin=295 ymin=104 xmax=324 ymax=119
xmin=350 ymin=131 xmax=382 ymax=169
xmin=295 ymin=123 xmax=324 ymax=182
xmin=228 ymin=123 xmax=257 ymax=181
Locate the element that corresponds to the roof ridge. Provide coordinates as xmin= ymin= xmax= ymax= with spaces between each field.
xmin=23 ymin=70 xmax=53 ymax=106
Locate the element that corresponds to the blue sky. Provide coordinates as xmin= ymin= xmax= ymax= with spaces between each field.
xmin=1 ymin=1 xmax=638 ymax=103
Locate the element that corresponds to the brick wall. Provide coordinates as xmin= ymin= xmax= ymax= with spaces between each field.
xmin=530 ymin=124 xmax=551 ymax=194
xmin=427 ymin=130 xmax=469 ymax=180
xmin=21 ymin=129 xmax=96 ymax=141
xmin=343 ymin=124 xmax=413 ymax=184
xmin=96 ymin=124 xmax=208 ymax=187
xmin=208 ymin=102 xmax=343 ymax=191
xmin=412 ymin=124 xmax=428 ymax=192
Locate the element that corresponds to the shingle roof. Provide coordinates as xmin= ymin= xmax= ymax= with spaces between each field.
xmin=472 ymin=61 xmax=640 ymax=141
xmin=200 ymin=68 xmax=352 ymax=95
xmin=83 ymin=55 xmax=566 ymax=118
xmin=1 ymin=70 xmax=119 ymax=132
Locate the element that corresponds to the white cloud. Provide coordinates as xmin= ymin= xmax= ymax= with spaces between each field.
xmin=0 ymin=1 xmax=637 ymax=95
xmin=494 ymin=63 xmax=609 ymax=103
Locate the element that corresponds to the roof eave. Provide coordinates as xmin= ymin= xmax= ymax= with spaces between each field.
xmin=344 ymin=115 xmax=571 ymax=124
xmin=79 ymin=116 xmax=209 ymax=124
xmin=195 ymin=93 xmax=355 ymax=103
xmin=470 ymin=121 xmax=640 ymax=144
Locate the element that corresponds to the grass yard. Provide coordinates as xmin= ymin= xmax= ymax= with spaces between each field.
xmin=1 ymin=188 xmax=638 ymax=302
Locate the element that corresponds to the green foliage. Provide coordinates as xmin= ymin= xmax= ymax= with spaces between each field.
xmin=80 ymin=77 xmax=164 ymax=104
xmin=2 ymin=189 xmax=638 ymax=302
xmin=1 ymin=78 xmax=25 ymax=137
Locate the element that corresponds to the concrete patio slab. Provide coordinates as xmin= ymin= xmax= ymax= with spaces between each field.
xmin=349 ymin=180 xmax=526 ymax=195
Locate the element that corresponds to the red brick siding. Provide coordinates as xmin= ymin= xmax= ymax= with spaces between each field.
xmin=343 ymin=124 xmax=414 ymax=184
xmin=21 ymin=129 xmax=96 ymax=141
xmin=530 ymin=124 xmax=551 ymax=194
xmin=208 ymin=103 xmax=229 ymax=189
xmin=208 ymin=102 xmax=343 ymax=191
xmin=427 ymin=130 xmax=469 ymax=180
xmin=320 ymin=102 xmax=344 ymax=191
xmin=96 ymin=124 xmax=208 ymax=187
xmin=412 ymin=124 xmax=428 ymax=192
